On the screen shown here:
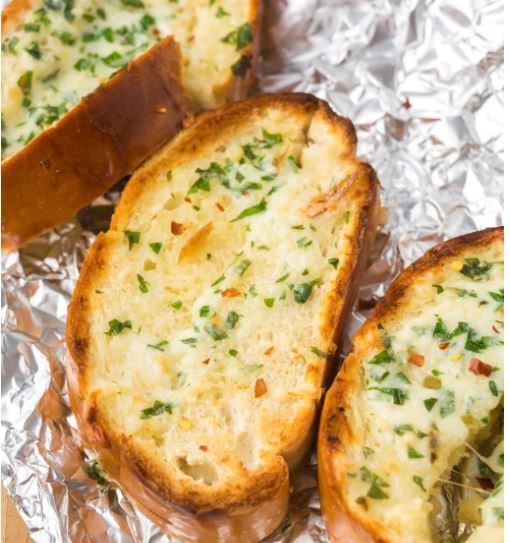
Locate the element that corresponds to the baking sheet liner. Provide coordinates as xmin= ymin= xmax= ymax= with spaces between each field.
xmin=1 ymin=0 xmax=504 ymax=541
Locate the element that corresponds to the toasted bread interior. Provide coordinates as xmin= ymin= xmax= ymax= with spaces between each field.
xmin=68 ymin=95 xmax=378 ymax=513
xmin=320 ymin=229 xmax=503 ymax=543
xmin=2 ymin=0 xmax=255 ymax=159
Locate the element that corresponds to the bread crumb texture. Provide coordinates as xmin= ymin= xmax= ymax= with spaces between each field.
xmin=2 ymin=0 xmax=255 ymax=158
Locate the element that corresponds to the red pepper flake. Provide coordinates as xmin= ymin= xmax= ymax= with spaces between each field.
xmin=264 ymin=346 xmax=274 ymax=356
xmin=201 ymin=358 xmax=210 ymax=365
xmin=215 ymin=202 xmax=225 ymax=212
xmin=221 ymin=288 xmax=241 ymax=298
xmin=402 ymin=97 xmax=411 ymax=109
xmin=468 ymin=358 xmax=493 ymax=377
xmin=492 ymin=324 xmax=500 ymax=334
xmin=171 ymin=221 xmax=185 ymax=235
xmin=254 ymin=378 xmax=267 ymax=398
xmin=438 ymin=342 xmax=450 ymax=350
xmin=199 ymin=445 xmax=208 ymax=452
xmin=408 ymin=353 xmax=425 ymax=367
xmin=184 ymin=196 xmax=192 ymax=203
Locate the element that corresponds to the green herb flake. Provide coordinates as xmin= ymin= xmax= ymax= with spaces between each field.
xmin=395 ymin=372 xmax=411 ymax=384
xmin=221 ymin=22 xmax=253 ymax=50
xmin=122 ymin=0 xmax=145 ymax=7
xmin=408 ymin=447 xmax=425 ymax=459
xmin=368 ymin=349 xmax=394 ymax=365
xmin=293 ymin=279 xmax=320 ymax=304
xmin=264 ymin=298 xmax=275 ymax=308
xmin=140 ymin=400 xmax=173 ymax=419
xmin=261 ymin=128 xmax=283 ymax=147
xmin=296 ymin=237 xmax=312 ymax=249
xmin=181 ymin=337 xmax=198 ymax=345
xmin=369 ymin=387 xmax=408 ymax=405
xmin=216 ymin=6 xmax=229 ymax=17
xmin=394 ymin=424 xmax=414 ymax=436
xmin=86 ymin=459 xmax=108 ymax=486
xmin=489 ymin=380 xmax=499 ymax=396
xmin=231 ymin=198 xmax=267 ymax=222
xmin=438 ymin=390 xmax=455 ymax=417
xmin=489 ymin=289 xmax=504 ymax=303
xmin=360 ymin=466 xmax=390 ymax=500
xmin=226 ymin=311 xmax=240 ymax=329
xmin=229 ymin=348 xmax=238 ymax=356
xmin=106 ymin=319 xmax=132 ymax=336
xmin=343 ymin=210 xmax=352 ymax=224
xmin=147 ymin=340 xmax=169 ymax=351
xmin=432 ymin=284 xmax=444 ymax=294
xmin=276 ymin=272 xmax=290 ymax=283
xmin=205 ymin=325 xmax=228 ymax=341
xmin=211 ymin=274 xmax=225 ymax=287
xmin=234 ymin=259 xmax=251 ymax=277
xmin=311 ymin=346 xmax=328 ymax=358
xmin=123 ymin=230 xmax=141 ymax=249
xmin=413 ymin=475 xmax=426 ymax=492
xmin=137 ymin=274 xmax=150 ymax=293
xmin=424 ymin=398 xmax=438 ymax=411
xmin=460 ymin=258 xmax=493 ymax=280
xmin=25 ymin=42 xmax=42 ymax=59
xmin=17 ymin=71 xmax=33 ymax=97
xmin=149 ymin=242 xmax=162 ymax=254
xmin=287 ymin=155 xmax=300 ymax=172
xmin=170 ymin=301 xmax=183 ymax=310
xmin=362 ymin=447 xmax=374 ymax=458
xmin=328 ymin=258 xmax=339 ymax=269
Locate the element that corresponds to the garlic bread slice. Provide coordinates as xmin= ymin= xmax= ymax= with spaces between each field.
xmin=67 ymin=93 xmax=379 ymax=542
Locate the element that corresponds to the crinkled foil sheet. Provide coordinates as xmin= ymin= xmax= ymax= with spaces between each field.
xmin=1 ymin=0 xmax=504 ymax=541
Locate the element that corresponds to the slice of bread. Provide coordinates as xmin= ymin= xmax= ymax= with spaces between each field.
xmin=1 ymin=0 xmax=260 ymax=249
xmin=318 ymin=227 xmax=504 ymax=543
xmin=66 ymin=93 xmax=380 ymax=542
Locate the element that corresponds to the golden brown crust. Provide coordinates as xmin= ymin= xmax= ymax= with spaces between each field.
xmin=67 ymin=93 xmax=380 ymax=542
xmin=2 ymin=37 xmax=196 ymax=250
xmin=318 ymin=226 xmax=504 ymax=543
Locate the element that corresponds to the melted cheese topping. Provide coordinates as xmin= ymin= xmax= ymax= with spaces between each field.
xmin=83 ymin=109 xmax=360 ymax=486
xmin=2 ymin=0 xmax=251 ymax=159
xmin=340 ymin=250 xmax=504 ymax=542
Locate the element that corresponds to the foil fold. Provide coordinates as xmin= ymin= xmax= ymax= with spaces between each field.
xmin=1 ymin=0 xmax=503 ymax=541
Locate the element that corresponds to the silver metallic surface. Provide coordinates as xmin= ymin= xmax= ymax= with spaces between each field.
xmin=1 ymin=0 xmax=503 ymax=541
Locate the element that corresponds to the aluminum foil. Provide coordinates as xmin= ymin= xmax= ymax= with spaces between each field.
xmin=1 ymin=0 xmax=504 ymax=541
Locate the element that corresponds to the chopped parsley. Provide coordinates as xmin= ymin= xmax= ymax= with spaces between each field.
xmin=360 ymin=467 xmax=390 ymax=500
xmin=489 ymin=380 xmax=499 ymax=396
xmin=432 ymin=284 xmax=444 ymax=294
xmin=211 ymin=274 xmax=225 ymax=287
xmin=234 ymin=259 xmax=251 ymax=277
xmin=229 ymin=348 xmax=238 ymax=356
xmin=231 ymin=198 xmax=267 ymax=222
xmin=438 ymin=390 xmax=455 ymax=417
xmin=199 ymin=306 xmax=210 ymax=317
xmin=137 ymin=274 xmax=149 ymax=293
xmin=124 ymin=230 xmax=141 ymax=249
xmin=106 ymin=319 xmax=132 ymax=336
xmin=149 ymin=242 xmax=162 ymax=254
xmin=287 ymin=156 xmax=300 ymax=172
xmin=293 ymin=279 xmax=320 ymax=304
xmin=394 ymin=424 xmax=413 ymax=435
xmin=362 ymin=447 xmax=374 ymax=458
xmin=170 ymin=301 xmax=183 ymax=310
xmin=25 ymin=42 xmax=42 ymax=59
xmin=296 ymin=237 xmax=312 ymax=249
xmin=241 ymin=364 xmax=263 ymax=372
xmin=311 ymin=346 xmax=327 ymax=358
xmin=221 ymin=23 xmax=253 ymax=50
xmin=216 ymin=6 xmax=229 ymax=17
xmin=204 ymin=325 xmax=228 ymax=341
xmin=407 ymin=447 xmax=424 ymax=459
xmin=413 ymin=475 xmax=426 ymax=492
xmin=369 ymin=387 xmax=408 ymax=405
xmin=147 ymin=340 xmax=169 ymax=351
xmin=328 ymin=258 xmax=339 ymax=269
xmin=140 ymin=400 xmax=174 ymax=419
xmin=226 ymin=311 xmax=240 ymax=329
xmin=261 ymin=128 xmax=283 ymax=147
xmin=276 ymin=272 xmax=290 ymax=283
xmin=264 ymin=298 xmax=274 ymax=308
xmin=424 ymin=398 xmax=438 ymax=411
xmin=460 ymin=258 xmax=493 ymax=280
xmin=181 ymin=337 xmax=198 ymax=345
xmin=367 ymin=349 xmax=394 ymax=365
xmin=86 ymin=459 xmax=108 ymax=486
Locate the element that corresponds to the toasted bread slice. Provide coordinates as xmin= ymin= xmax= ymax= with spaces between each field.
xmin=1 ymin=0 xmax=260 ymax=249
xmin=318 ymin=227 xmax=504 ymax=543
xmin=67 ymin=93 xmax=380 ymax=542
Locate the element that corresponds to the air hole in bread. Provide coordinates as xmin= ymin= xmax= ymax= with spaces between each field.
xmin=236 ymin=432 xmax=259 ymax=469
xmin=177 ymin=457 xmax=218 ymax=485
xmin=144 ymin=259 xmax=156 ymax=271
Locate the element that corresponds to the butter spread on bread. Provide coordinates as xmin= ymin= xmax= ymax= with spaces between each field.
xmin=2 ymin=0 xmax=258 ymax=160
xmin=67 ymin=93 xmax=380 ymax=542
xmin=319 ymin=227 xmax=504 ymax=543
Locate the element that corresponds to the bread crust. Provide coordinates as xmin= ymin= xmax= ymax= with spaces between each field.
xmin=67 ymin=93 xmax=380 ymax=542
xmin=1 ymin=0 xmax=261 ymax=250
xmin=2 ymin=36 xmax=195 ymax=250
xmin=318 ymin=226 xmax=504 ymax=543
